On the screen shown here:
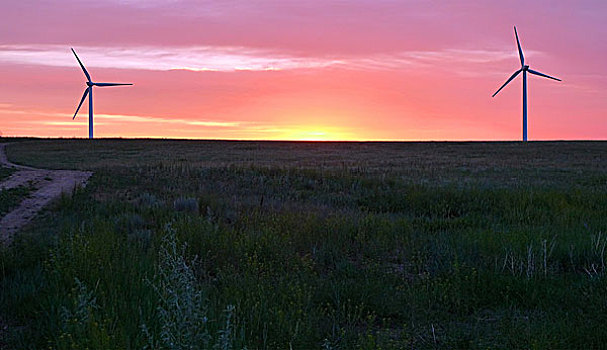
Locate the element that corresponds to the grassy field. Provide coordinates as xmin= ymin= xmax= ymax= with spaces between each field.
xmin=1 ymin=139 xmax=606 ymax=349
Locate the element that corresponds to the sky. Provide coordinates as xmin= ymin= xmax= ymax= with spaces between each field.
xmin=0 ymin=0 xmax=605 ymax=141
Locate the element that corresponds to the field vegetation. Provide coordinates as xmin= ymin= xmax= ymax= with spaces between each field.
xmin=1 ymin=139 xmax=606 ymax=349
xmin=0 ymin=164 xmax=32 ymax=217
xmin=0 ymin=186 xmax=32 ymax=217
xmin=0 ymin=166 xmax=16 ymax=182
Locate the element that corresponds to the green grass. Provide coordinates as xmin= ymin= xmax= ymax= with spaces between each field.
xmin=1 ymin=140 xmax=606 ymax=349
xmin=0 ymin=167 xmax=16 ymax=183
xmin=0 ymin=186 xmax=32 ymax=217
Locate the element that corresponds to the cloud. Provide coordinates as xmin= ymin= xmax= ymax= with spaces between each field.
xmin=0 ymin=107 xmax=241 ymax=128
xmin=94 ymin=113 xmax=240 ymax=127
xmin=0 ymin=44 xmax=523 ymax=73
xmin=0 ymin=45 xmax=340 ymax=72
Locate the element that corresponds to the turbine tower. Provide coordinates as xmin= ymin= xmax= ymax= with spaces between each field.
xmin=492 ymin=27 xmax=561 ymax=142
xmin=71 ymin=48 xmax=133 ymax=139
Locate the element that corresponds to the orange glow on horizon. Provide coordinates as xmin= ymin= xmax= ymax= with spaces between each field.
xmin=275 ymin=126 xmax=357 ymax=141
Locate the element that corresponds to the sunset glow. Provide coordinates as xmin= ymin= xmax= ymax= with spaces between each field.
xmin=278 ymin=127 xmax=356 ymax=142
xmin=1 ymin=1 xmax=606 ymax=140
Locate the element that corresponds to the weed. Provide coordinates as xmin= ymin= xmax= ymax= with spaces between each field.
xmin=153 ymin=224 xmax=210 ymax=349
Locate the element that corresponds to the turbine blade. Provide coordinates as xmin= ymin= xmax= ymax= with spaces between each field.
xmin=528 ymin=69 xmax=561 ymax=81
xmin=93 ymin=83 xmax=134 ymax=86
xmin=71 ymin=48 xmax=92 ymax=82
xmin=492 ymin=69 xmax=521 ymax=97
xmin=73 ymin=88 xmax=89 ymax=119
xmin=514 ymin=26 xmax=524 ymax=67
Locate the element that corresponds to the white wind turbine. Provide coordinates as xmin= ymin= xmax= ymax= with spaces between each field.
xmin=492 ymin=27 xmax=561 ymax=142
xmin=71 ymin=48 xmax=133 ymax=139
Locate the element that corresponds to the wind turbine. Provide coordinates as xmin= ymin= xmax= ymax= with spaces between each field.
xmin=492 ymin=27 xmax=561 ymax=142
xmin=71 ymin=48 xmax=132 ymax=139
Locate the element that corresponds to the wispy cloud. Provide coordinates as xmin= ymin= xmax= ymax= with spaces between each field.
xmin=0 ymin=107 xmax=241 ymax=128
xmin=41 ymin=121 xmax=86 ymax=126
xmin=94 ymin=113 xmax=240 ymax=127
xmin=0 ymin=45 xmax=339 ymax=72
xmin=0 ymin=44 xmax=523 ymax=73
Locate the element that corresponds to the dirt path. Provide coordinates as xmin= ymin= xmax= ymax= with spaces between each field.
xmin=0 ymin=143 xmax=92 ymax=244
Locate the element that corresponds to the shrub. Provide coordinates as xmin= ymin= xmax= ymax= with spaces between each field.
xmin=150 ymin=224 xmax=210 ymax=349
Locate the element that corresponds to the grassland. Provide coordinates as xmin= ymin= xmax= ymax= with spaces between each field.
xmin=0 ymin=166 xmax=15 ymax=182
xmin=0 ymin=166 xmax=31 ymax=217
xmin=1 ymin=139 xmax=606 ymax=349
xmin=0 ymin=186 xmax=32 ymax=217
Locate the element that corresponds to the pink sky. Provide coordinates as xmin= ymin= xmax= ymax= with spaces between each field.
xmin=1 ymin=0 xmax=605 ymax=140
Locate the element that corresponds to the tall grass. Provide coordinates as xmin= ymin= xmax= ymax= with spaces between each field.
xmin=1 ymin=140 xmax=606 ymax=348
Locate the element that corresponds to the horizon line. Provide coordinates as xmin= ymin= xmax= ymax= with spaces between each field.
xmin=1 ymin=136 xmax=606 ymax=143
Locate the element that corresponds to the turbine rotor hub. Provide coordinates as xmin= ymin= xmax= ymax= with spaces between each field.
xmin=86 ymin=82 xmax=93 ymax=87
xmin=523 ymin=65 xmax=529 ymax=71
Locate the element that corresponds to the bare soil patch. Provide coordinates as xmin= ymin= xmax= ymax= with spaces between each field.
xmin=0 ymin=143 xmax=92 ymax=243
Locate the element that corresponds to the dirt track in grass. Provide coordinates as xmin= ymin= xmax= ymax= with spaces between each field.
xmin=0 ymin=143 xmax=92 ymax=243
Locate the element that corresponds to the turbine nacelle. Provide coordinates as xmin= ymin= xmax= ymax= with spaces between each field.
xmin=522 ymin=65 xmax=530 ymax=71
xmin=86 ymin=81 xmax=94 ymax=87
